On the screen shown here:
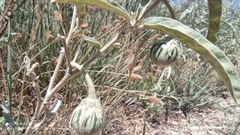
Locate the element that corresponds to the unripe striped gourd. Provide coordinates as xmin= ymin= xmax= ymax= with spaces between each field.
xmin=150 ymin=36 xmax=179 ymax=67
xmin=71 ymin=98 xmax=105 ymax=135
xmin=69 ymin=67 xmax=105 ymax=135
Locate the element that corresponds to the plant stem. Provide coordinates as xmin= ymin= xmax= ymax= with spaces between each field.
xmin=64 ymin=5 xmax=77 ymax=72
xmin=82 ymin=31 xmax=125 ymax=68
xmin=39 ymin=28 xmax=129 ymax=107
xmin=17 ymin=67 xmax=26 ymax=127
xmin=139 ymin=0 xmax=163 ymax=21
xmin=25 ymin=63 xmax=41 ymax=135
xmin=25 ymin=7 xmax=131 ymax=134
xmin=47 ymin=48 xmax=65 ymax=93
xmin=71 ymin=62 xmax=97 ymax=99
xmin=84 ymin=72 xmax=97 ymax=99
xmin=7 ymin=19 xmax=12 ymax=118
xmin=162 ymin=0 xmax=176 ymax=19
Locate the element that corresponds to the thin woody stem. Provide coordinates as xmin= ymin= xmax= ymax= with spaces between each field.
xmin=41 ymin=26 xmax=132 ymax=104
xmin=26 ymin=6 xmax=133 ymax=134
xmin=47 ymin=48 xmax=65 ymax=92
xmin=64 ymin=6 xmax=78 ymax=72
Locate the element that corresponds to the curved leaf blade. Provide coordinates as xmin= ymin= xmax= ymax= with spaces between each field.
xmin=49 ymin=99 xmax=62 ymax=119
xmin=206 ymin=0 xmax=222 ymax=43
xmin=179 ymin=6 xmax=194 ymax=20
xmin=84 ymin=36 xmax=102 ymax=49
xmin=142 ymin=17 xmax=240 ymax=104
xmin=135 ymin=0 xmax=151 ymax=21
xmin=220 ymin=20 xmax=236 ymax=37
xmin=51 ymin=0 xmax=131 ymax=22
xmin=1 ymin=101 xmax=15 ymax=128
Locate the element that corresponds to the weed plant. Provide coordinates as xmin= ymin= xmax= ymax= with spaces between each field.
xmin=0 ymin=0 xmax=240 ymax=134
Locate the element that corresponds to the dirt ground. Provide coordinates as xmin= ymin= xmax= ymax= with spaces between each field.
xmin=105 ymin=90 xmax=240 ymax=135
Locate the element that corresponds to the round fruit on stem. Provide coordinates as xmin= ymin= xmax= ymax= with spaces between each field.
xmin=150 ymin=36 xmax=180 ymax=67
xmin=70 ymin=66 xmax=105 ymax=135
xmin=71 ymin=98 xmax=105 ymax=135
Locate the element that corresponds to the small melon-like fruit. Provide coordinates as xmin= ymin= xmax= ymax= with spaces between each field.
xmin=71 ymin=98 xmax=105 ymax=135
xmin=150 ymin=37 xmax=180 ymax=67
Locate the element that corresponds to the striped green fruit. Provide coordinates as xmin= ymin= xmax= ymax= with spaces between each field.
xmin=150 ymin=37 xmax=179 ymax=67
xmin=71 ymin=98 xmax=105 ymax=135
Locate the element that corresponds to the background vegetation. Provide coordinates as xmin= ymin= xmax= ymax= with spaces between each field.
xmin=0 ymin=0 xmax=240 ymax=134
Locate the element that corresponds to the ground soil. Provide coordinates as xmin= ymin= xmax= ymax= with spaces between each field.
xmin=105 ymin=90 xmax=240 ymax=135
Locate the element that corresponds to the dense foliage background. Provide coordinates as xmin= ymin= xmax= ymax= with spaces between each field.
xmin=0 ymin=0 xmax=240 ymax=134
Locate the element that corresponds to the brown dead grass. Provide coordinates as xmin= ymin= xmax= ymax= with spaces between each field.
xmin=103 ymin=91 xmax=240 ymax=135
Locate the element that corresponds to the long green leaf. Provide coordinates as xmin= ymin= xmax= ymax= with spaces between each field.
xmin=142 ymin=17 xmax=240 ymax=104
xmin=179 ymin=6 xmax=194 ymax=20
xmin=51 ymin=0 xmax=131 ymax=22
xmin=7 ymin=20 xmax=12 ymax=118
xmin=206 ymin=0 xmax=222 ymax=43
xmin=135 ymin=0 xmax=151 ymax=21
xmin=84 ymin=36 xmax=102 ymax=49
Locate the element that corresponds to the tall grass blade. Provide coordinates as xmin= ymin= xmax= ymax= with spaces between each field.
xmin=6 ymin=20 xmax=12 ymax=118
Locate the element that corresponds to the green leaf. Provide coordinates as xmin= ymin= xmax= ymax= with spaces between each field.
xmin=0 ymin=117 xmax=4 ymax=123
xmin=220 ymin=20 xmax=236 ymax=37
xmin=179 ymin=6 xmax=194 ymax=20
xmin=51 ymin=0 xmax=131 ymax=22
xmin=49 ymin=99 xmax=62 ymax=119
xmin=142 ymin=17 xmax=240 ymax=104
xmin=206 ymin=0 xmax=222 ymax=43
xmin=135 ymin=0 xmax=151 ymax=21
xmin=1 ymin=101 xmax=15 ymax=127
xmin=113 ymin=42 xmax=121 ymax=47
xmin=0 ymin=0 xmax=5 ymax=9
xmin=75 ymin=3 xmax=86 ymax=26
xmin=84 ymin=36 xmax=102 ymax=49
xmin=2 ymin=101 xmax=10 ymax=114
xmin=24 ymin=56 xmax=31 ymax=68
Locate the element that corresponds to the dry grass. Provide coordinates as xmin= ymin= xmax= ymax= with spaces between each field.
xmin=0 ymin=0 xmax=240 ymax=134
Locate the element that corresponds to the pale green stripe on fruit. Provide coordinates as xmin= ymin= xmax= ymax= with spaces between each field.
xmin=143 ymin=17 xmax=240 ymax=104
xmin=207 ymin=0 xmax=222 ymax=43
